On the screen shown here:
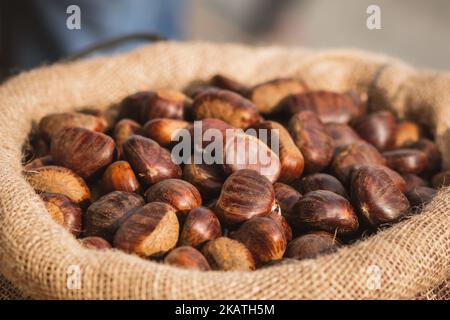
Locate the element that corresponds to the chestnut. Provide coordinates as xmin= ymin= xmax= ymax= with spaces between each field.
xmin=351 ymin=165 xmax=410 ymax=226
xmin=288 ymin=111 xmax=334 ymax=173
xmin=51 ymin=127 xmax=116 ymax=179
xmin=210 ymin=74 xmax=248 ymax=95
xmin=179 ymin=207 xmax=221 ymax=248
xmin=114 ymin=202 xmax=179 ymax=257
xmin=84 ymin=191 xmax=144 ymax=242
xmin=285 ymin=231 xmax=342 ymax=261
xmin=394 ymin=121 xmax=421 ymax=147
xmin=383 ymin=149 xmax=428 ymax=174
xmin=140 ymin=89 xmax=186 ymax=123
xmin=405 ymin=186 xmax=437 ymax=208
xmin=222 ymin=131 xmax=281 ymax=183
xmin=251 ymin=121 xmax=304 ymax=182
xmin=25 ymin=165 xmax=91 ymax=206
xmin=190 ymin=118 xmax=232 ymax=150
xmin=296 ymin=173 xmax=348 ymax=198
xmin=273 ymin=182 xmax=301 ymax=216
xmin=102 ymin=161 xmax=140 ymax=193
xmin=278 ymin=90 xmax=359 ymax=124
xmin=432 ymin=170 xmax=450 ymax=188
xmin=23 ymin=155 xmax=54 ymax=170
xmin=122 ymin=135 xmax=182 ymax=186
xmin=164 ymin=246 xmax=211 ymax=271
xmin=353 ymin=111 xmax=396 ymax=151
xmin=144 ymin=179 xmax=202 ymax=219
xmin=113 ymin=119 xmax=142 ymax=158
xmin=192 ymin=89 xmax=260 ymax=128
xmin=407 ymin=138 xmax=442 ymax=175
xmin=215 ymin=169 xmax=275 ymax=226
xmin=402 ymin=173 xmax=429 ymax=192
xmin=331 ymin=141 xmax=386 ymax=184
xmin=231 ymin=216 xmax=287 ymax=266
xmin=247 ymin=78 xmax=307 ymax=114
xmin=288 ymin=190 xmax=358 ymax=235
xmin=119 ymin=91 xmax=154 ymax=122
xmin=354 ymin=164 xmax=407 ymax=193
xmin=325 ymin=123 xmax=361 ymax=149
xmin=201 ymin=237 xmax=255 ymax=271
xmin=39 ymin=112 xmax=107 ymax=142
xmin=183 ymin=161 xmax=225 ymax=200
xmin=40 ymin=192 xmax=82 ymax=236
xmin=268 ymin=208 xmax=293 ymax=242
xmin=143 ymin=118 xmax=190 ymax=148
xmin=78 ymin=236 xmax=112 ymax=250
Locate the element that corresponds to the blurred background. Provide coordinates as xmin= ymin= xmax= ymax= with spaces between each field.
xmin=1 ymin=0 xmax=450 ymax=81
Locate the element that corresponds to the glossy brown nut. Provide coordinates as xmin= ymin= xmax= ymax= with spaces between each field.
xmin=215 ymin=169 xmax=275 ymax=226
xmin=114 ymin=202 xmax=179 ymax=257
xmin=288 ymin=111 xmax=334 ymax=173
xmin=210 ymin=74 xmax=248 ymax=95
xmin=180 ymin=207 xmax=222 ymax=248
xmin=144 ymin=179 xmax=202 ymax=218
xmin=353 ymin=111 xmax=396 ymax=151
xmin=247 ymin=78 xmax=307 ymax=114
xmin=383 ymin=149 xmax=428 ymax=174
xmin=119 ymin=91 xmax=154 ymax=122
xmin=273 ymin=182 xmax=301 ymax=216
xmin=331 ymin=141 xmax=386 ymax=184
xmin=122 ymin=135 xmax=182 ymax=186
xmin=231 ymin=217 xmax=287 ymax=266
xmin=140 ymin=89 xmax=186 ymax=123
xmin=402 ymin=174 xmax=429 ymax=192
xmin=78 ymin=236 xmax=112 ymax=250
xmin=25 ymin=165 xmax=91 ymax=206
xmin=405 ymin=186 xmax=437 ymax=208
xmin=278 ymin=90 xmax=359 ymax=124
xmin=351 ymin=165 xmax=410 ymax=226
xmin=354 ymin=164 xmax=407 ymax=193
xmin=394 ymin=121 xmax=421 ymax=147
xmin=143 ymin=118 xmax=190 ymax=148
xmin=407 ymin=138 xmax=442 ymax=175
xmin=113 ymin=119 xmax=142 ymax=158
xmin=222 ymin=131 xmax=281 ymax=183
xmin=190 ymin=118 xmax=233 ymax=150
xmin=183 ymin=162 xmax=225 ymax=199
xmin=432 ymin=170 xmax=450 ymax=188
xmin=251 ymin=121 xmax=304 ymax=182
xmin=325 ymin=123 xmax=361 ymax=149
xmin=164 ymin=246 xmax=211 ymax=271
xmin=102 ymin=161 xmax=140 ymax=193
xmin=192 ymin=89 xmax=260 ymax=128
xmin=23 ymin=155 xmax=54 ymax=170
xmin=285 ymin=231 xmax=341 ymax=261
xmin=288 ymin=190 xmax=358 ymax=235
xmin=39 ymin=112 xmax=107 ymax=142
xmin=51 ymin=127 xmax=116 ymax=179
xmin=296 ymin=173 xmax=348 ymax=198
xmin=40 ymin=193 xmax=82 ymax=236
xmin=201 ymin=237 xmax=255 ymax=271
xmin=85 ymin=191 xmax=144 ymax=242
xmin=268 ymin=209 xmax=293 ymax=242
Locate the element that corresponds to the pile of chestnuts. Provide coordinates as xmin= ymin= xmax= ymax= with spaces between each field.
xmin=22 ymin=74 xmax=448 ymax=272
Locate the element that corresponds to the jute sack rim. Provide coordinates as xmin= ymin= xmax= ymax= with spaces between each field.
xmin=0 ymin=41 xmax=449 ymax=299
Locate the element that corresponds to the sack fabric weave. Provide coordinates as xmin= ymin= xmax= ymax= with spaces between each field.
xmin=0 ymin=42 xmax=448 ymax=300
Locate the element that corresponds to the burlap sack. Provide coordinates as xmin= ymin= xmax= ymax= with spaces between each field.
xmin=0 ymin=42 xmax=449 ymax=300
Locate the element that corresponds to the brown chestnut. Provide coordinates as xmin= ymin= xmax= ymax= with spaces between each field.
xmin=354 ymin=164 xmax=407 ymax=193
xmin=113 ymin=119 xmax=142 ymax=158
xmin=23 ymin=155 xmax=54 ymax=170
xmin=405 ymin=186 xmax=437 ymax=208
xmin=40 ymin=192 xmax=82 ymax=236
xmin=192 ymin=89 xmax=260 ymax=128
xmin=296 ymin=173 xmax=348 ymax=198
xmin=268 ymin=208 xmax=293 ymax=242
xmin=383 ymin=149 xmax=428 ymax=174
xmin=122 ymin=135 xmax=182 ymax=186
xmin=251 ymin=121 xmax=304 ymax=182
xmin=183 ymin=161 xmax=225 ymax=200
xmin=432 ymin=170 xmax=450 ymax=188
xmin=143 ymin=118 xmax=190 ymax=148
xmin=179 ymin=207 xmax=221 ymax=248
xmin=102 ymin=161 xmax=140 ymax=193
xmin=353 ymin=111 xmax=396 ymax=151
xmin=394 ymin=121 xmax=421 ymax=147
xmin=210 ymin=74 xmax=248 ymax=95
xmin=325 ymin=123 xmax=361 ymax=149
xmin=407 ymin=138 xmax=442 ymax=175
xmin=51 ymin=127 xmax=116 ymax=179
xmin=273 ymin=182 xmax=301 ymax=216
xmin=114 ymin=202 xmax=179 ymax=257
xmin=85 ymin=191 xmax=144 ymax=242
xmin=231 ymin=216 xmax=287 ymax=266
xmin=215 ymin=169 xmax=275 ymax=226
xmin=247 ymin=78 xmax=307 ymax=114
xmin=402 ymin=174 xmax=429 ymax=192
xmin=144 ymin=179 xmax=202 ymax=218
xmin=351 ymin=165 xmax=410 ymax=226
xmin=201 ymin=237 xmax=255 ymax=271
xmin=288 ymin=190 xmax=358 ymax=235
xmin=164 ymin=246 xmax=211 ymax=271
xmin=119 ymin=91 xmax=153 ymax=122
xmin=140 ymin=89 xmax=186 ymax=122
xmin=288 ymin=111 xmax=334 ymax=173
xmin=285 ymin=231 xmax=342 ymax=261
xmin=78 ymin=236 xmax=112 ymax=250
xmin=25 ymin=165 xmax=91 ymax=206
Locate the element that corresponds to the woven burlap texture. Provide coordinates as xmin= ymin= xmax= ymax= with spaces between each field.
xmin=0 ymin=42 xmax=449 ymax=300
